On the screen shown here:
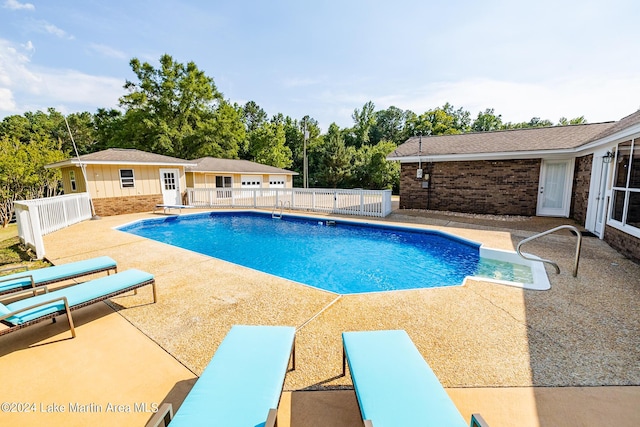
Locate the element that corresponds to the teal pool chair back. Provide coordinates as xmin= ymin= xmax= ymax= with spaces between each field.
xmin=0 ymin=256 xmax=118 ymax=296
xmin=146 ymin=325 xmax=295 ymax=427
xmin=342 ymin=330 xmax=490 ymax=427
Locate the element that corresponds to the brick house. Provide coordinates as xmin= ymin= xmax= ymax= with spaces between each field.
xmin=388 ymin=111 xmax=640 ymax=263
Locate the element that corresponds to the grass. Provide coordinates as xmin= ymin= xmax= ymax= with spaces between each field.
xmin=0 ymin=224 xmax=51 ymax=271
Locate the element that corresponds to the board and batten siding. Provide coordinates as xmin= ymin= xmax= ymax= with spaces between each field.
xmin=62 ymin=164 xmax=185 ymax=199
xmin=60 ymin=166 xmax=87 ymax=193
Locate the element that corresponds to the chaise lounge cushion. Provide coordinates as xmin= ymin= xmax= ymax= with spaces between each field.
xmin=0 ymin=256 xmax=117 ymax=293
xmin=169 ymin=325 xmax=295 ymax=427
xmin=343 ymin=329 xmax=468 ymax=427
xmin=1 ymin=269 xmax=153 ymax=325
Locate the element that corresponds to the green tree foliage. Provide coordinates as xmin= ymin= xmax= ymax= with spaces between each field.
xmin=242 ymin=101 xmax=268 ymax=133
xmin=407 ymin=104 xmax=468 ymax=136
xmin=310 ymin=123 xmax=353 ymax=188
xmin=0 ymin=130 xmax=64 ymax=227
xmin=115 ymin=54 xmax=244 ymax=159
xmin=557 ymin=116 xmax=587 ymax=126
xmin=280 ymin=115 xmax=321 ymax=186
xmin=247 ymin=121 xmax=292 ymax=168
xmin=370 ymin=106 xmax=413 ymax=145
xmin=350 ymin=101 xmax=376 ymax=147
xmin=503 ymin=117 xmax=554 ymax=129
xmin=351 ymin=140 xmax=400 ymax=190
xmin=472 ymin=108 xmax=503 ymax=132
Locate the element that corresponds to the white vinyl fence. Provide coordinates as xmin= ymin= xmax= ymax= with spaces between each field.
xmin=14 ymin=192 xmax=92 ymax=259
xmin=187 ymin=188 xmax=393 ymax=218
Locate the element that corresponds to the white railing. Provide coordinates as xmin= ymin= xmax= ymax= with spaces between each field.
xmin=14 ymin=192 xmax=93 ymax=259
xmin=187 ymin=188 xmax=393 ymax=218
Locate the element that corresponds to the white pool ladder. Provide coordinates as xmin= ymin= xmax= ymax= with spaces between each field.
xmin=516 ymin=225 xmax=582 ymax=277
xmin=272 ymin=201 xmax=290 ymax=219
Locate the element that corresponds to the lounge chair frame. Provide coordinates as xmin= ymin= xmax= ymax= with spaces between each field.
xmin=0 ymin=261 xmax=118 ymax=296
xmin=0 ymin=277 xmax=155 ymax=338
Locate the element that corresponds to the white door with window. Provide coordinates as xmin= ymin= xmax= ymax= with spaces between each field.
xmin=537 ymin=159 xmax=574 ymax=217
xmin=159 ymin=169 xmax=181 ymax=205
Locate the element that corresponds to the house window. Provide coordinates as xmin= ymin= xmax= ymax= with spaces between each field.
xmin=610 ymin=138 xmax=640 ymax=232
xmin=215 ymin=176 xmax=232 ymax=188
xmin=120 ymin=169 xmax=135 ymax=188
xmin=69 ymin=170 xmax=77 ymax=192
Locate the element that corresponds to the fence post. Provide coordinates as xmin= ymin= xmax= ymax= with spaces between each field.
xmin=27 ymin=205 xmax=46 ymax=259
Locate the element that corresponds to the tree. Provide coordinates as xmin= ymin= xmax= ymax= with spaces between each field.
xmin=0 ymin=133 xmax=64 ymax=227
xmin=116 ymin=54 xmax=225 ymax=158
xmin=558 ymin=116 xmax=587 ymax=126
xmin=350 ymin=101 xmax=376 ymax=147
xmin=310 ymin=123 xmax=353 ymax=188
xmin=247 ymin=122 xmax=292 ymax=168
xmin=370 ymin=106 xmax=409 ymax=145
xmin=352 ymin=140 xmax=400 ymax=190
xmin=472 ymin=108 xmax=503 ymax=132
xmin=407 ymin=105 xmax=464 ymax=136
xmin=242 ymin=101 xmax=268 ymax=133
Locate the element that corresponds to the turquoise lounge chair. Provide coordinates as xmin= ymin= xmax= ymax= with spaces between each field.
xmin=0 ymin=269 xmax=155 ymax=338
xmin=342 ymin=330 xmax=489 ymax=427
xmin=146 ymin=325 xmax=296 ymax=427
xmin=0 ymin=256 xmax=118 ymax=296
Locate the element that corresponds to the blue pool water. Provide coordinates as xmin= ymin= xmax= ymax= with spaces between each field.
xmin=118 ymin=212 xmax=531 ymax=294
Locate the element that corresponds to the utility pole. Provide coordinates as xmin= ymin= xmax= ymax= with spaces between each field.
xmin=303 ymin=123 xmax=309 ymax=188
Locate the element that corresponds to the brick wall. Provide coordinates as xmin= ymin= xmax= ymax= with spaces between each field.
xmin=92 ymin=194 xmax=163 ymax=216
xmin=571 ymin=154 xmax=592 ymax=225
xmin=604 ymin=225 xmax=640 ymax=264
xmin=399 ymin=159 xmax=541 ymax=215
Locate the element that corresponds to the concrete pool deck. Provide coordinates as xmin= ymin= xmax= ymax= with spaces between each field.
xmin=1 ymin=208 xmax=639 ymax=426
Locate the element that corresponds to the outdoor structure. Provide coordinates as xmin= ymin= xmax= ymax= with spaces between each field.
xmin=45 ymin=150 xmax=298 ymax=217
xmin=388 ymin=110 xmax=640 ymax=264
xmin=45 ymin=149 xmax=193 ymax=216
xmin=185 ymin=157 xmax=297 ymax=191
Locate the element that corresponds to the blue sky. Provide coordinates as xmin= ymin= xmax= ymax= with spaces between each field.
xmin=1 ymin=0 xmax=639 ymax=131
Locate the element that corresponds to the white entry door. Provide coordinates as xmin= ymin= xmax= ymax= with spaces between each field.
xmin=159 ymin=169 xmax=181 ymax=205
xmin=537 ymin=159 xmax=574 ymax=217
xmin=586 ymin=150 xmax=611 ymax=236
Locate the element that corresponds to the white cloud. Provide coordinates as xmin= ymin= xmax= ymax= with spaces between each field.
xmin=0 ymin=88 xmax=16 ymax=111
xmin=3 ymin=0 xmax=34 ymax=10
xmin=0 ymin=39 xmax=122 ymax=116
xmin=22 ymin=40 xmax=34 ymax=52
xmin=42 ymin=22 xmax=73 ymax=39
xmin=89 ymin=43 xmax=127 ymax=60
xmin=361 ymin=75 xmax=640 ymax=125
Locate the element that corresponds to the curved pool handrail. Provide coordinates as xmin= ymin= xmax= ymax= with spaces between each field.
xmin=516 ymin=225 xmax=582 ymax=277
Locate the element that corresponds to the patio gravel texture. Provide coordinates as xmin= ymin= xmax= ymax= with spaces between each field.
xmin=37 ymin=209 xmax=639 ymax=390
xmin=3 ymin=207 xmax=637 ymax=426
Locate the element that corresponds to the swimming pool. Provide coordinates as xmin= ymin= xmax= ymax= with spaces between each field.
xmin=118 ymin=211 xmax=549 ymax=293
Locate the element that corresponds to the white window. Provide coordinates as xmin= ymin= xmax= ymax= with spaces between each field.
xmin=609 ymin=138 xmax=640 ymax=236
xmin=69 ymin=170 xmax=77 ymax=192
xmin=120 ymin=169 xmax=135 ymax=188
xmin=215 ymin=176 xmax=232 ymax=188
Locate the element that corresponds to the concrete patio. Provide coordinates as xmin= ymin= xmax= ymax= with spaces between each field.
xmin=0 ymin=208 xmax=638 ymax=426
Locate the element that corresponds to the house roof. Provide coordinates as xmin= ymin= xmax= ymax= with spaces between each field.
xmin=46 ymin=148 xmax=195 ymax=168
xmin=187 ymin=157 xmax=298 ymax=175
xmin=388 ymin=110 xmax=640 ymax=162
